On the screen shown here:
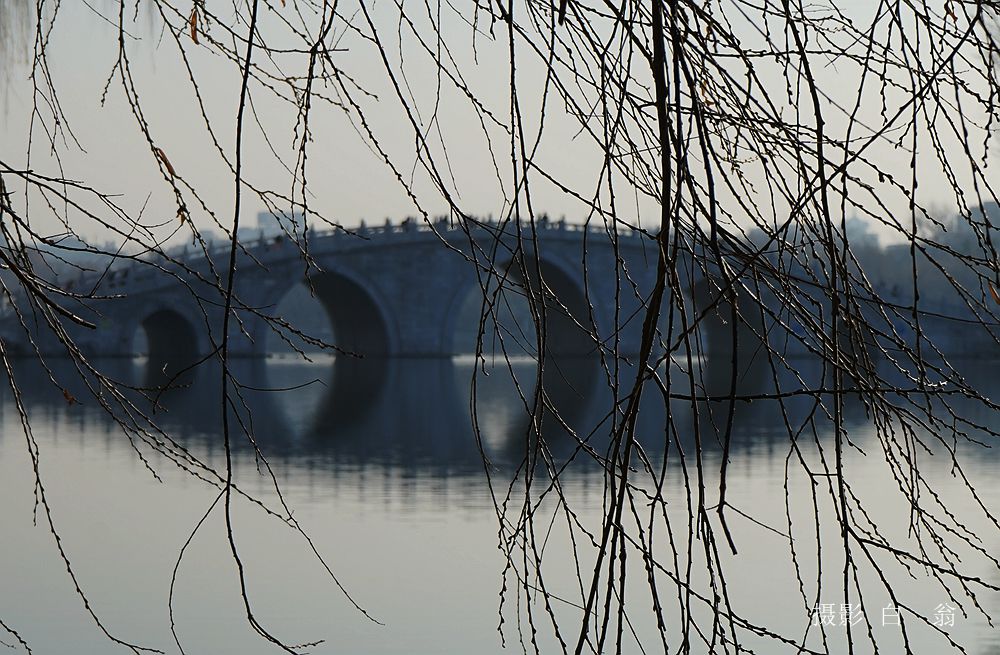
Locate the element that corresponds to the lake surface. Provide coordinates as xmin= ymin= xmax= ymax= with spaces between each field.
xmin=1 ymin=355 xmax=999 ymax=654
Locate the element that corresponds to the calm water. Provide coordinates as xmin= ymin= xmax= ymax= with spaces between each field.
xmin=1 ymin=356 xmax=999 ymax=654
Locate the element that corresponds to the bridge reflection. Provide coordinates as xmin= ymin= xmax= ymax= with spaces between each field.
xmin=2 ymin=352 xmax=963 ymax=488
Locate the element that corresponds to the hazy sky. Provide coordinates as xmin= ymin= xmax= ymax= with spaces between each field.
xmin=3 ymin=1 xmax=604 ymax=244
xmin=1 ymin=0 xmax=992 ymax=248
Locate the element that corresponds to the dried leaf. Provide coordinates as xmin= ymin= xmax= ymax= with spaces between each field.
xmin=990 ymin=281 xmax=1000 ymax=306
xmin=189 ymin=7 xmax=199 ymax=44
xmin=154 ymin=147 xmax=177 ymax=177
xmin=62 ymin=389 xmax=78 ymax=406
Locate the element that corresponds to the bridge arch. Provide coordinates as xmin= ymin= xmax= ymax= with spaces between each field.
xmin=131 ymin=306 xmax=203 ymax=377
xmin=262 ymin=265 xmax=395 ymax=357
xmin=444 ymin=252 xmax=599 ymax=357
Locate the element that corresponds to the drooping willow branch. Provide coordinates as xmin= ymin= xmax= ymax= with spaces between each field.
xmin=2 ymin=0 xmax=1000 ymax=653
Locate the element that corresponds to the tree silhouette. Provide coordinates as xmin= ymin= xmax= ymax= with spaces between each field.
xmin=2 ymin=0 xmax=1000 ymax=653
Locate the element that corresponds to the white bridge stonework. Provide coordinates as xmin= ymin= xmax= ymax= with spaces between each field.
xmin=21 ymin=219 xmax=998 ymax=380
xmin=18 ymin=218 xmax=984 ymax=382
xmin=3 ymin=217 xmax=825 ymax=396
xmin=34 ymin=220 xmax=694 ymax=367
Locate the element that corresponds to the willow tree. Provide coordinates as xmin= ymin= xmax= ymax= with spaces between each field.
xmin=2 ymin=0 xmax=1000 ymax=653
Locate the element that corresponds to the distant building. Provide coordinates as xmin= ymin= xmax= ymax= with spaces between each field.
xmin=236 ymin=210 xmax=298 ymax=243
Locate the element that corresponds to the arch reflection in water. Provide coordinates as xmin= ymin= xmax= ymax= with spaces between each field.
xmin=119 ymin=353 xmax=642 ymax=477
xmin=3 ymin=353 xmax=954 ymax=484
xmin=139 ymin=355 xmax=613 ymax=473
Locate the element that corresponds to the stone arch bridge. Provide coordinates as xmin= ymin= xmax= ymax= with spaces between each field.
xmin=10 ymin=219 xmax=766 ymax=377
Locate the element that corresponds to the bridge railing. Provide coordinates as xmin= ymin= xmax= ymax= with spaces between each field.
xmin=157 ymin=217 xmax=647 ymax=259
xmin=54 ymin=217 xmax=651 ymax=290
xmin=259 ymin=216 xmax=644 ymax=244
